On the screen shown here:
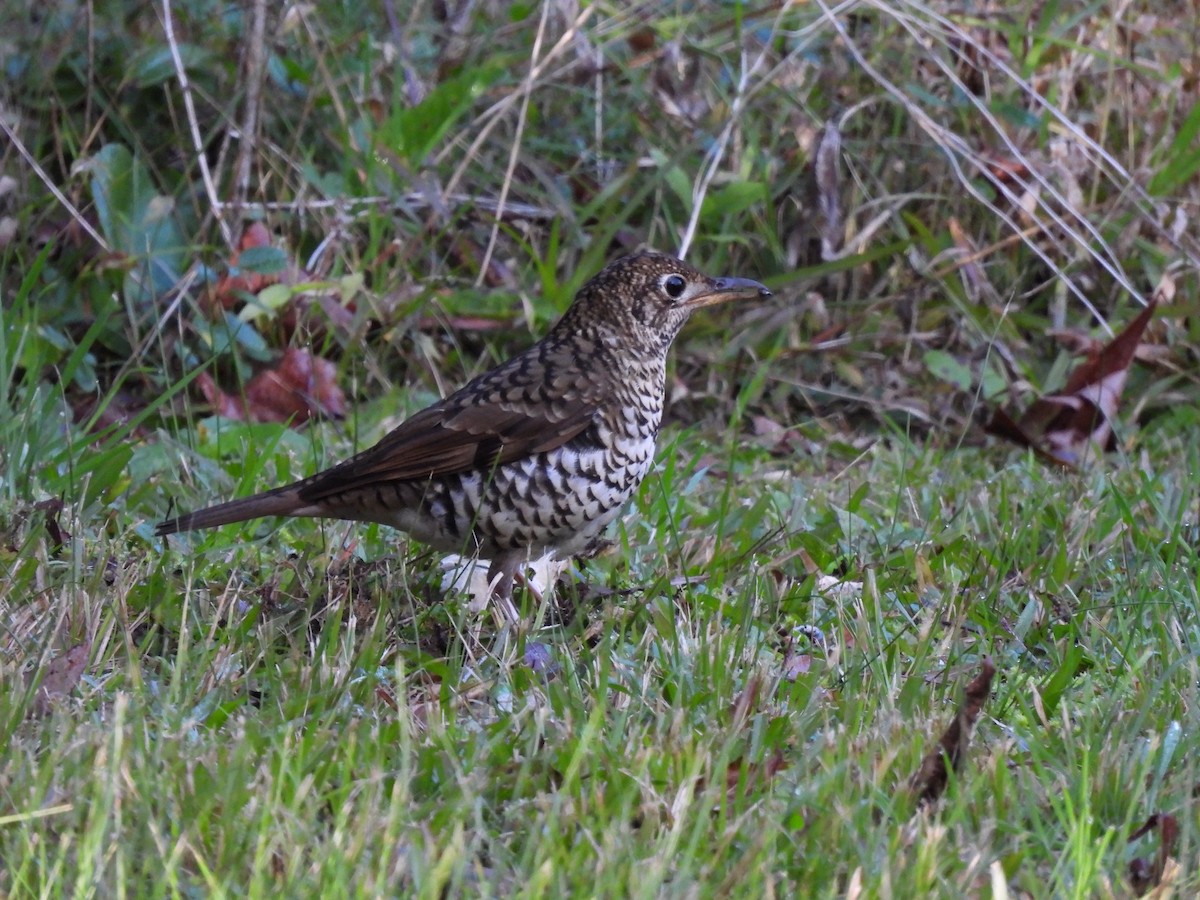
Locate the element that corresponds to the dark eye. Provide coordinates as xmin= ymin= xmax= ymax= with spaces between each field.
xmin=662 ymin=274 xmax=687 ymax=299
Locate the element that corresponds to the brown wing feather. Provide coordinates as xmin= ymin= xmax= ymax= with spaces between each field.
xmin=297 ymin=351 xmax=605 ymax=503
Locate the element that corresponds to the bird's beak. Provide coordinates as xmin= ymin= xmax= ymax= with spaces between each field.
xmin=683 ymin=276 xmax=773 ymax=310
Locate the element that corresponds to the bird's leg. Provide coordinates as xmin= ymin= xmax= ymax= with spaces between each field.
xmin=485 ymin=554 xmax=523 ymax=626
xmin=513 ymin=568 xmax=546 ymax=606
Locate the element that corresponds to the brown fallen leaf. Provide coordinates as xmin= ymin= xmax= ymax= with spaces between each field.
xmin=245 ymin=347 xmax=346 ymax=423
xmin=1047 ymin=324 xmax=1174 ymax=366
xmin=195 ymin=371 xmax=248 ymax=420
xmin=749 ymin=414 xmax=810 ymax=457
xmin=783 ymin=652 xmax=812 ymax=681
xmin=728 ymin=675 xmax=762 ymax=731
xmin=947 ymin=216 xmax=996 ymax=304
xmin=1128 ymin=812 xmax=1180 ymax=896
xmin=724 ymin=748 xmax=788 ymax=800
xmin=29 ymin=643 xmax=91 ymax=716
xmin=196 ymin=348 xmax=347 ymax=425
xmin=205 ymin=224 xmax=350 ymax=344
xmin=33 ymin=498 xmax=70 ymax=550
xmin=652 ymin=39 xmax=706 ymax=122
xmin=983 ymin=406 xmax=1068 ymax=468
xmin=986 ymin=294 xmax=1160 ymax=466
xmin=278 ymin=291 xmax=358 ymax=343
xmin=695 ymin=748 xmax=789 ymax=806
xmin=205 ymin=222 xmax=278 ymax=314
xmin=687 ymin=674 xmax=790 ymax=804
xmin=626 ymin=26 xmax=656 ymax=53
xmin=781 ymin=120 xmax=845 ymax=271
xmin=809 ymin=321 xmax=849 ymax=345
xmin=375 ymin=685 xmax=399 ymax=711
xmin=780 ymin=623 xmax=825 ymax=682
xmin=979 ymin=151 xmax=1032 ymax=191
xmin=69 ymin=387 xmax=152 ymax=441
xmin=910 ymin=657 xmax=996 ymax=808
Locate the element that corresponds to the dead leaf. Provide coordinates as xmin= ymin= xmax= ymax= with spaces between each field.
xmin=1048 ymin=326 xmax=1173 ymax=365
xmin=780 ymin=624 xmax=824 ymax=682
xmin=244 ymin=348 xmax=346 ymax=424
xmin=626 ymin=26 xmax=656 ymax=53
xmin=205 ymin=222 xmax=278 ymax=314
xmin=205 ymin=224 xmax=346 ymax=344
xmin=986 ymin=299 xmax=1159 ymax=465
xmin=69 ymin=387 xmax=151 ymax=440
xmin=695 ymin=748 xmax=789 ymax=805
xmin=197 ymin=348 xmax=346 ymax=425
xmin=983 ymin=406 xmax=1062 ymax=466
xmin=782 ymin=652 xmax=812 ymax=681
xmin=729 ymin=675 xmax=762 ymax=731
xmin=980 ymin=151 xmax=1032 ymax=190
xmin=750 ymin=414 xmax=810 ymax=457
xmin=909 ymin=657 xmax=996 ymax=808
xmin=652 ymin=39 xmax=706 ymax=122
xmin=29 ymin=643 xmax=90 ymax=716
xmin=781 ymin=121 xmax=847 ymax=270
xmin=686 ymin=675 xmax=790 ymax=803
xmin=809 ymin=320 xmax=848 ymax=345
xmin=33 ymin=498 xmax=70 ymax=550
xmin=1128 ymin=812 xmax=1180 ymax=896
xmin=195 ymin=371 xmax=247 ymax=420
xmin=724 ymin=748 xmax=787 ymax=799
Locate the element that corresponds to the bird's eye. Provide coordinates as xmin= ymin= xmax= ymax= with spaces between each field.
xmin=662 ymin=274 xmax=687 ymax=299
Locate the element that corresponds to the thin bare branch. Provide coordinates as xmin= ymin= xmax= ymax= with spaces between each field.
xmin=230 ymin=0 xmax=270 ymax=223
xmin=162 ymin=0 xmax=233 ymax=248
xmin=476 ymin=2 xmax=552 ymax=286
xmin=0 ymin=117 xmax=109 ymax=252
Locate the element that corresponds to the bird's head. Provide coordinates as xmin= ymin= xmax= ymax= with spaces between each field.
xmin=561 ymin=253 xmax=772 ymax=355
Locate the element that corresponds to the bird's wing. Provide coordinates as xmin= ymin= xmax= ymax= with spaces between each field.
xmin=298 ymin=355 xmax=605 ymax=502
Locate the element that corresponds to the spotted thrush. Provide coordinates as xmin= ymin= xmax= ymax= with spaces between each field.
xmin=156 ymin=253 xmax=771 ymax=612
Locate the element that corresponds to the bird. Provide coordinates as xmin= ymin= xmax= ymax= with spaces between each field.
xmin=156 ymin=252 xmax=771 ymax=617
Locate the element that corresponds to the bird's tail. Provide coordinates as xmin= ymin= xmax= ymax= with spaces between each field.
xmin=155 ymin=486 xmax=306 ymax=536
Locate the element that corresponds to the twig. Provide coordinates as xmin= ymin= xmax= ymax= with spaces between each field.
xmin=823 ymin=0 xmax=1147 ymax=328
xmin=162 ymin=0 xmax=233 ymax=248
xmin=676 ymin=21 xmax=773 ymax=259
xmin=439 ymin=5 xmax=597 ymax=200
xmin=0 ymin=117 xmax=109 ymax=252
xmin=475 ymin=2 xmax=551 ymax=286
xmin=230 ymin=0 xmax=269 ymax=224
xmin=220 ymin=192 xmax=559 ymax=221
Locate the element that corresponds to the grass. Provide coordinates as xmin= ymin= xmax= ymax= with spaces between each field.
xmin=5 ymin=412 xmax=1199 ymax=895
xmin=3 ymin=0 xmax=1200 ymax=896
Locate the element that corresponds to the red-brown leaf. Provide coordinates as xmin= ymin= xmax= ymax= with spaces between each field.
xmin=1128 ymin=812 xmax=1179 ymax=895
xmin=33 ymin=498 xmax=70 ymax=550
xmin=243 ymin=348 xmax=346 ymax=424
xmin=195 ymin=371 xmax=247 ymax=420
xmin=196 ymin=349 xmax=345 ymax=425
xmin=987 ymin=300 xmax=1158 ymax=465
xmin=30 ymin=643 xmax=90 ymax=716
xmin=206 ymin=223 xmax=280 ymax=313
xmin=1025 ymin=300 xmax=1157 ymax=464
xmin=910 ymin=658 xmax=996 ymax=807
